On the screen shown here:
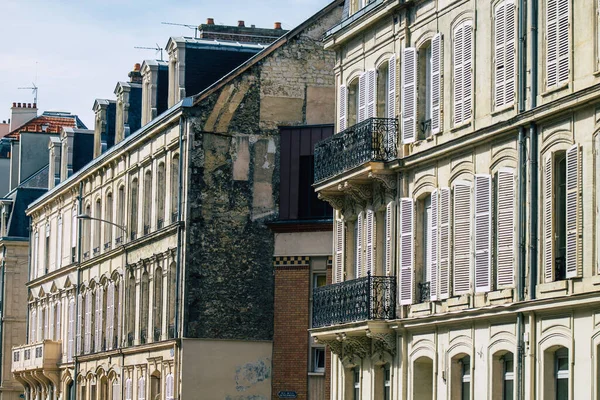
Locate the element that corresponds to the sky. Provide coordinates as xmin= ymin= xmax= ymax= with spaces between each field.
xmin=0 ymin=0 xmax=332 ymax=128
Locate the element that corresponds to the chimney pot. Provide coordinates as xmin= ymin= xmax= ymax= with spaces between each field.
xmin=238 ymin=20 xmax=245 ymax=27
xmin=12 ymin=103 xmax=16 ymax=108
xmin=206 ymin=18 xmax=214 ymax=25
xmin=274 ymin=22 xmax=282 ymax=29
xmin=33 ymin=103 xmax=37 ymax=108
xmin=17 ymin=103 xmax=21 ymax=108
xmin=27 ymin=103 xmax=31 ymax=108
xmin=134 ymin=63 xmax=141 ymax=71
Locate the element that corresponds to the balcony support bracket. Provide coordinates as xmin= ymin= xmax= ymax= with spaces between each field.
xmin=317 ymin=193 xmax=346 ymax=211
xmin=368 ymin=331 xmax=397 ymax=360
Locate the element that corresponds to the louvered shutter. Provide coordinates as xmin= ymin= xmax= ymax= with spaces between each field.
xmin=463 ymin=22 xmax=473 ymax=122
xmin=453 ymin=181 xmax=472 ymax=294
xmin=334 ymin=219 xmax=344 ymax=283
xmin=474 ymin=175 xmax=492 ymax=292
xmin=77 ymin=294 xmax=83 ymax=355
xmin=566 ymin=144 xmax=581 ymax=278
xmin=49 ymin=304 xmax=54 ymax=340
xmin=388 ymin=54 xmax=397 ymax=120
xmin=355 ymin=212 xmax=364 ymax=278
xmin=38 ymin=306 xmax=43 ymax=341
xmin=125 ymin=379 xmax=132 ymax=400
xmin=597 ymin=137 xmax=600 ymax=274
xmin=339 ymin=85 xmax=347 ymax=132
xmin=543 ymin=154 xmax=555 ymax=282
xmin=399 ymin=198 xmax=414 ymax=305
xmin=454 ymin=24 xmax=464 ymax=125
xmin=107 ymin=282 xmax=115 ymax=350
xmin=439 ymin=188 xmax=451 ymax=298
xmin=358 ymin=73 xmax=366 ymax=123
xmin=547 ymin=0 xmax=570 ymax=87
xmin=431 ymin=34 xmax=443 ymax=134
xmin=366 ymin=209 xmax=375 ymax=274
xmin=138 ymin=377 xmax=145 ymax=400
xmin=430 ymin=190 xmax=439 ymax=300
xmin=504 ymin=1 xmax=516 ymax=105
xmin=68 ymin=298 xmax=74 ymax=361
xmin=402 ymin=47 xmax=417 ymax=143
xmin=494 ymin=1 xmax=516 ymax=108
xmin=385 ymin=202 xmax=395 ymax=276
xmin=496 ymin=169 xmax=515 ymax=287
xmin=166 ymin=374 xmax=174 ymax=400
xmin=43 ymin=306 xmax=49 ymax=340
xmin=55 ymin=301 xmax=61 ymax=341
xmin=117 ymin=282 xmax=123 ymax=347
xmin=367 ymin=69 xmax=376 ymax=119
xmin=30 ymin=309 xmax=36 ymax=342
xmin=557 ymin=0 xmax=569 ymax=83
xmin=112 ymin=381 xmax=120 ymax=400
xmin=84 ymin=292 xmax=91 ymax=353
xmin=95 ymin=286 xmax=103 ymax=352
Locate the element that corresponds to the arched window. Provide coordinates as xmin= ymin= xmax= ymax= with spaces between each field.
xmin=167 ymin=262 xmax=176 ymax=338
xmin=44 ymin=222 xmax=50 ymax=273
xmin=492 ymin=351 xmax=515 ymax=400
xmin=84 ymin=289 xmax=94 ymax=353
xmin=105 ymin=192 xmax=113 ymax=250
xmin=138 ymin=376 xmax=146 ymax=400
xmin=30 ymin=307 xmax=37 ymax=343
xmin=418 ymin=40 xmax=432 ymax=139
xmin=117 ymin=185 xmax=125 ymax=243
xmin=56 ymin=216 xmax=62 ymax=269
xmin=150 ymin=373 xmax=161 ymax=400
xmin=143 ymin=170 xmax=152 ymax=235
xmin=170 ymin=155 xmax=179 ymax=223
xmin=140 ymin=271 xmax=149 ymax=344
xmin=153 ymin=267 xmax=163 ymax=342
xmin=413 ymin=357 xmax=434 ymax=399
xmin=125 ymin=378 xmax=132 ymax=400
xmin=94 ymin=199 xmax=102 ymax=256
xmin=127 ymin=273 xmax=136 ymax=346
xmin=157 ymin=162 xmax=166 ymax=229
xmin=451 ymin=354 xmax=471 ymax=400
xmin=130 ymin=179 xmax=139 ymax=241
xmin=416 ymin=193 xmax=434 ymax=303
xmin=83 ymin=204 xmax=91 ymax=259
xmin=71 ymin=206 xmax=78 ymax=262
xmin=377 ymin=62 xmax=389 ymax=118
xmin=347 ymin=78 xmax=359 ymax=128
xmin=165 ymin=374 xmax=174 ymax=400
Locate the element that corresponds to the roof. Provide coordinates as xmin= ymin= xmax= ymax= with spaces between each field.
xmin=7 ymin=111 xmax=87 ymax=139
xmin=3 ymin=186 xmax=47 ymax=238
xmin=191 ymin=0 xmax=344 ymax=107
xmin=167 ymin=37 xmax=268 ymax=53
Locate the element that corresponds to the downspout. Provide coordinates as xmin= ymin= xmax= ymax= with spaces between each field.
xmin=73 ymin=181 xmax=83 ymax=400
xmin=516 ymin=126 xmax=527 ymax=400
xmin=518 ymin=0 xmax=527 ymax=112
xmin=175 ymin=115 xmax=185 ymax=338
xmin=530 ymin=0 xmax=539 ymax=108
xmin=528 ymin=123 xmax=538 ymax=300
xmin=0 ymin=244 xmax=6 ymax=386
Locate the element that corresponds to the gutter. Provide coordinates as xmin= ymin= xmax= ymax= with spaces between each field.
xmin=0 ymin=245 xmax=6 ymax=385
xmin=72 ymin=181 xmax=83 ymax=400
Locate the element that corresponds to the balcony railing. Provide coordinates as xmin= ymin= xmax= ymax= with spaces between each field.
xmin=418 ymin=282 xmax=431 ymax=303
xmin=312 ymin=273 xmax=396 ymax=328
xmin=314 ymin=117 xmax=398 ymax=183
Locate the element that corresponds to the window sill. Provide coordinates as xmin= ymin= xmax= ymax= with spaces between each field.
xmin=541 ymin=82 xmax=569 ymax=97
xmin=308 ymin=372 xmax=325 ymax=377
xmin=491 ymin=104 xmax=516 ymax=117
xmin=450 ymin=121 xmax=472 ymax=134
xmin=536 ymin=280 xmax=568 ymax=297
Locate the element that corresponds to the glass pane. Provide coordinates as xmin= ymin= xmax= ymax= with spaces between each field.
xmin=462 ymin=381 xmax=470 ymax=400
xmin=557 ymin=356 xmax=569 ymax=372
xmin=315 ymin=348 xmax=325 ymax=370
xmin=505 ymin=359 xmax=514 ymax=373
xmin=504 ymin=380 xmax=514 ymax=400
xmin=556 ymin=378 xmax=568 ymax=400
xmin=315 ymin=275 xmax=327 ymax=288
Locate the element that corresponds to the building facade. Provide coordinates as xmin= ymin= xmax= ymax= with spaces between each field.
xmin=310 ymin=0 xmax=600 ymax=399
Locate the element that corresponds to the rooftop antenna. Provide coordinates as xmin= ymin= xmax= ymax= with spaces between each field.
xmin=134 ymin=44 xmax=164 ymax=61
xmin=18 ymin=82 xmax=38 ymax=105
xmin=161 ymin=21 xmax=199 ymax=39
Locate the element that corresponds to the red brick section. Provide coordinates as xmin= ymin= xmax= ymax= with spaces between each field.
xmin=273 ymin=264 xmax=309 ymax=399
xmin=7 ymin=115 xmax=78 ymax=138
xmin=325 ymin=265 xmax=332 ymax=400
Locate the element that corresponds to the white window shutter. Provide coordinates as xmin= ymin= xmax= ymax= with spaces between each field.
xmin=494 ymin=2 xmax=506 ymax=107
xmin=358 ymin=73 xmax=367 ymax=123
xmin=566 ymin=144 xmax=581 ymax=278
xmin=543 ymin=154 xmax=555 ymax=282
xmin=95 ymin=286 xmax=103 ymax=352
xmin=365 ymin=209 xmax=375 ymax=275
xmin=474 ymin=175 xmax=492 ymax=292
xmin=339 ymin=85 xmax=347 ymax=132
xmin=402 ymin=47 xmax=417 ymax=143
xmin=57 ymin=217 xmax=62 ymax=268
xmin=107 ymin=282 xmax=115 ymax=350
xmin=453 ymin=181 xmax=472 ymax=294
xmin=125 ymin=378 xmax=132 ymax=400
xmin=117 ymin=282 xmax=123 ymax=347
xmin=504 ymin=1 xmax=516 ymax=105
xmin=546 ymin=0 xmax=558 ymax=87
xmin=355 ymin=212 xmax=364 ymax=278
xmin=399 ymin=198 xmax=414 ymax=305
xmin=388 ymin=54 xmax=397 ymax=120
xmin=496 ymin=169 xmax=516 ymax=287
xmin=335 ymin=218 xmax=345 ymax=283
xmin=112 ymin=381 xmax=120 ymax=400
xmin=68 ymin=298 xmax=75 ymax=361
xmin=367 ymin=69 xmax=376 ymax=119
xmin=385 ymin=202 xmax=395 ymax=276
xmin=557 ymin=0 xmax=569 ymax=84
xmin=55 ymin=301 xmax=61 ymax=341
xmin=430 ymin=190 xmax=439 ymax=300
xmin=166 ymin=374 xmax=174 ymax=400
xmin=30 ymin=309 xmax=36 ymax=343
xmin=49 ymin=304 xmax=55 ymax=340
xmin=138 ymin=377 xmax=145 ymax=400
xmin=38 ymin=306 xmax=43 ymax=341
xmin=85 ymin=292 xmax=91 ymax=353
xmin=462 ymin=21 xmax=473 ymax=122
xmin=431 ymin=34 xmax=443 ymax=134
xmin=439 ymin=188 xmax=451 ymax=298
xmin=453 ymin=24 xmax=464 ymax=125
xmin=76 ymin=294 xmax=83 ymax=355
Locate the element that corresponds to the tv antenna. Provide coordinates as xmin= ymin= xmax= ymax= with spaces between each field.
xmin=18 ymin=83 xmax=38 ymax=105
xmin=161 ymin=21 xmax=199 ymax=39
xmin=134 ymin=44 xmax=164 ymax=61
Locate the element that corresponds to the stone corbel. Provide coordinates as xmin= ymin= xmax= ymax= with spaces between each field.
xmin=368 ymin=331 xmax=397 ymax=360
xmin=338 ymin=182 xmax=372 ymax=205
xmin=368 ymin=172 xmax=397 ymax=191
xmin=343 ymin=335 xmax=371 ymax=360
xmin=314 ymin=337 xmax=343 ymax=358
xmin=317 ymin=193 xmax=345 ymax=211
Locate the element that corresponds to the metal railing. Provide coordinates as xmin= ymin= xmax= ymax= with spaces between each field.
xmin=418 ymin=282 xmax=431 ymax=303
xmin=314 ymin=117 xmax=398 ymax=183
xmin=312 ymin=273 xmax=396 ymax=328
xmin=171 ymin=212 xmax=178 ymax=223
xmin=104 ymin=242 xmax=111 ymax=251
xmin=555 ymin=256 xmax=566 ymax=280
xmin=157 ymin=219 xmax=164 ymax=229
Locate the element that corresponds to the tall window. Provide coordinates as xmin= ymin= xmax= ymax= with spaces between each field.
xmin=312 ymin=347 xmax=325 ymax=373
xmin=56 ymin=216 xmax=62 ymax=269
xmin=33 ymin=230 xmax=39 ymax=279
xmin=153 ymin=267 xmax=163 ymax=342
xmin=383 ymin=364 xmax=391 ymax=400
xmin=354 ymin=213 xmax=363 ymax=279
xmin=453 ymin=20 xmax=473 ymax=126
xmin=461 ymin=356 xmax=471 ymax=400
xmin=170 ymin=155 xmax=179 ymax=223
xmin=347 ymin=78 xmax=359 ymax=128
xmin=84 ymin=204 xmax=91 ymax=259
xmin=546 ymin=0 xmax=569 ymax=89
xmin=353 ymin=367 xmax=360 ymax=400
xmin=68 ymin=297 xmax=75 ymax=361
xmin=494 ymin=0 xmax=516 ymax=109
xmin=167 ymin=262 xmax=176 ymax=338
xmin=140 ymin=271 xmax=149 ymax=344
xmin=555 ymin=348 xmax=569 ymax=400
xmin=419 ymin=195 xmax=433 ymax=302
xmin=503 ymin=354 xmax=514 ymax=400
xmin=105 ymin=193 xmax=113 ymax=250
xmin=72 ymin=206 xmax=78 ymax=262
xmin=130 ymin=178 xmax=138 ymax=241
xmin=377 ymin=62 xmax=389 ymax=118
xmin=127 ymin=273 xmax=135 ymax=346
xmin=157 ymin=163 xmax=166 ymax=229
xmin=150 ymin=374 xmax=161 ymax=400
xmin=117 ymin=186 xmax=125 ymax=243
xmin=94 ymin=199 xmax=101 ymax=255
xmin=418 ymin=41 xmax=432 ymax=138
xmin=125 ymin=378 xmax=132 ymax=400
xmin=138 ymin=376 xmax=146 ymax=400
xmin=143 ymin=170 xmax=152 ymax=235
xmin=413 ymin=357 xmax=434 ymax=399
xmin=45 ymin=223 xmax=50 ymax=273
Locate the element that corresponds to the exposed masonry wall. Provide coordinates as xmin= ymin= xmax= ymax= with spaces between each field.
xmin=183 ymin=4 xmax=342 ymax=342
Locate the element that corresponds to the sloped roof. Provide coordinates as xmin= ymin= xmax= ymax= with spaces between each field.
xmin=7 ymin=112 xmax=87 ymax=139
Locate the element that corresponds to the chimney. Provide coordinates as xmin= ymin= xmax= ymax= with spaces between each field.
xmin=129 ymin=63 xmax=143 ymax=84
xmin=274 ymin=22 xmax=282 ymax=29
xmin=9 ymin=102 xmax=38 ymax=132
xmin=238 ymin=20 xmax=245 ymax=27
xmin=206 ymin=18 xmax=214 ymax=25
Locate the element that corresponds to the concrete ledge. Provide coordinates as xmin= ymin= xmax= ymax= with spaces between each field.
xmin=487 ymin=288 xmax=514 ymax=305
xmin=447 ymin=294 xmax=470 ymax=311
xmin=536 ymin=280 xmax=568 ymax=298
xmin=409 ymin=302 xmax=432 ymax=317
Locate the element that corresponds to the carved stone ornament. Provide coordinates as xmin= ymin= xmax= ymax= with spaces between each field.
xmin=369 ymin=332 xmax=397 ymax=360
xmin=317 ymin=193 xmax=345 ymax=211
xmin=315 ymin=337 xmax=343 ymax=358
xmin=343 ymin=335 xmax=371 ymax=360
xmin=338 ymin=182 xmax=372 ymax=205
xmin=368 ymin=172 xmax=397 ymax=190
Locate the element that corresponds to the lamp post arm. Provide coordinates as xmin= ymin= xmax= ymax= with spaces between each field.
xmin=78 ymin=215 xmax=127 ymax=234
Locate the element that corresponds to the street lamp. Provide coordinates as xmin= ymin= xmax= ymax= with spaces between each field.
xmin=76 ymin=214 xmax=127 ymax=234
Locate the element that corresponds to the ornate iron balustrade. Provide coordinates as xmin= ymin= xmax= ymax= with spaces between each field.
xmin=314 ymin=118 xmax=398 ymax=183
xmin=312 ymin=274 xmax=396 ymax=328
xmin=418 ymin=282 xmax=431 ymax=303
xmin=555 ymin=256 xmax=566 ymax=280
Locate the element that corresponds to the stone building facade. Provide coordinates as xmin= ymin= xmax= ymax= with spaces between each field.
xmin=309 ymin=0 xmax=600 ymax=399
xmin=11 ymin=2 xmax=343 ymax=399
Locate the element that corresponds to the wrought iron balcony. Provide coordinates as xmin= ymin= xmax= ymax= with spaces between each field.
xmin=314 ymin=117 xmax=398 ymax=183
xmin=312 ymin=274 xmax=396 ymax=328
xmin=171 ymin=211 xmax=178 ymax=223
xmin=418 ymin=282 xmax=431 ymax=303
xmin=555 ymin=256 xmax=566 ymax=280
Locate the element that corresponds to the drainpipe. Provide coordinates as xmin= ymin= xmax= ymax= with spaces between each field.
xmin=518 ymin=0 xmax=527 ymax=112
xmin=529 ymin=122 xmax=538 ymax=300
xmin=516 ymin=126 xmax=527 ymax=400
xmin=530 ymin=0 xmax=539 ymax=108
xmin=73 ymin=181 xmax=83 ymax=400
xmin=175 ymin=115 xmax=185 ymax=339
xmin=0 ymin=244 xmax=6 ymax=387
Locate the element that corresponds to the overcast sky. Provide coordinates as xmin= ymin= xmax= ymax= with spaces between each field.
xmin=0 ymin=0 xmax=331 ymax=128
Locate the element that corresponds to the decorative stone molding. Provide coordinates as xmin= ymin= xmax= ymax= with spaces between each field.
xmin=315 ymin=337 xmax=343 ymax=358
xmin=368 ymin=172 xmax=397 ymax=190
xmin=369 ymin=331 xmax=397 ymax=359
xmin=317 ymin=193 xmax=345 ymax=211
xmin=343 ymin=335 xmax=371 ymax=360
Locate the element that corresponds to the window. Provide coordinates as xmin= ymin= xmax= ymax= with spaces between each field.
xmin=384 ymin=202 xmax=395 ymax=276
xmin=57 ymin=216 xmax=62 ymax=269
xmin=453 ymin=20 xmax=473 ymax=126
xmin=127 ymin=274 xmax=136 ymax=345
xmin=413 ymin=357 xmax=433 ymax=399
xmin=140 ymin=271 xmax=149 ymax=344
xmin=422 ymin=195 xmax=433 ymax=301
xmin=334 ymin=218 xmax=345 ymax=283
xmin=130 ymin=178 xmax=139 ymax=240
xmin=72 ymin=207 xmax=77 ymax=262
xmin=167 ymin=262 xmax=176 ymax=338
xmin=496 ymin=169 xmax=516 ymax=287
xmin=30 ymin=308 xmax=36 ymax=343
xmin=402 ymin=47 xmax=417 ymax=143
xmin=377 ymin=62 xmax=389 ymax=118
xmin=312 ymin=347 xmax=325 ymax=373
xmin=503 ymin=354 xmax=515 ymax=400
xmin=94 ymin=285 xmax=105 ymax=352
xmin=153 ymin=267 xmax=163 ymax=342
xmin=416 ymin=194 xmax=436 ymax=303
xmin=157 ymin=163 xmax=166 ymax=228
xmin=33 ymin=231 xmax=39 ymax=279
xmin=383 ymin=364 xmax=391 ymax=400
xmin=105 ymin=193 xmax=113 ymax=249
xmin=313 ymin=274 xmax=326 ymax=289
xmin=165 ymin=374 xmax=174 ymax=400
xmin=453 ymin=181 xmax=472 ymax=294
xmin=170 ymin=155 xmax=179 ymax=223
xmin=117 ymin=186 xmax=125 ymax=242
xmin=461 ymin=356 xmax=471 ymax=400
xmin=125 ymin=378 xmax=132 ymax=400
xmin=94 ymin=199 xmax=101 ymax=255
xmin=399 ymin=198 xmax=415 ymax=305
xmin=555 ymin=348 xmax=569 ymax=400
xmin=138 ymin=376 xmax=146 ymax=400
xmin=106 ymin=282 xmax=116 ymax=350
xmin=68 ymin=297 xmax=75 ymax=361
xmin=150 ymin=374 xmax=161 ymax=400
xmin=83 ymin=204 xmax=91 ymax=258
xmin=354 ymin=212 xmax=363 ymax=279
xmin=418 ymin=41 xmax=432 ymax=139
xmin=347 ymin=78 xmax=359 ymax=128
xmin=45 ymin=222 xmax=50 ymax=273
xmin=353 ymin=367 xmax=361 ymax=400
xmin=494 ymin=0 xmax=516 ymax=109
xmin=546 ymin=0 xmax=569 ymax=88
xmin=143 ymin=170 xmax=152 ymax=235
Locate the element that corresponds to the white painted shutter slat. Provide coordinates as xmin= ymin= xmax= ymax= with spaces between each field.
xmin=117 ymin=282 xmax=123 ymax=347
xmin=76 ymin=294 xmax=83 ymax=355
xmin=439 ymin=188 xmax=451 ymax=298
xmin=49 ymin=304 xmax=54 ymax=341
xmin=496 ymin=169 xmax=516 ymax=287
xmin=385 ymin=202 xmax=395 ymax=276
xmin=85 ymin=292 xmax=91 ymax=353
xmin=557 ymin=0 xmax=569 ymax=84
xmin=431 ymin=34 xmax=442 ymax=134
xmin=547 ymin=0 xmax=558 ymax=87
xmin=367 ymin=69 xmax=376 ymax=119
xmin=366 ymin=209 xmax=375 ymax=275
xmin=38 ymin=307 xmax=42 ymax=341
xmin=112 ymin=382 xmax=120 ymax=400
xmin=68 ymin=298 xmax=75 ymax=361
xmin=430 ymin=190 xmax=439 ymax=300
xmin=55 ymin=301 xmax=61 ymax=341
xmin=44 ymin=306 xmax=49 ymax=340
xmin=30 ymin=309 xmax=36 ymax=342
xmin=358 ymin=73 xmax=367 ymax=123
xmin=356 ymin=212 xmax=364 ymax=278
xmin=107 ymin=283 xmax=115 ymax=350
xmin=95 ymin=286 xmax=103 ymax=352
xmin=138 ymin=377 xmax=145 ymax=400
xmin=453 ymin=24 xmax=464 ymax=125
xmin=125 ymin=379 xmax=132 ymax=400
xmin=335 ymin=218 xmax=345 ymax=283
xmin=388 ymin=54 xmax=397 ymax=120
xmin=462 ymin=22 xmax=473 ymax=122
xmin=339 ymin=85 xmax=347 ymax=132
xmin=402 ymin=47 xmax=417 ymax=143
xmin=494 ymin=2 xmax=506 ymax=108
xmin=399 ymin=198 xmax=414 ymax=305
xmin=166 ymin=374 xmax=174 ymax=400
xmin=543 ymin=154 xmax=555 ymax=282
xmin=474 ymin=175 xmax=492 ymax=292
xmin=453 ymin=182 xmax=472 ymax=294
xmin=504 ymin=1 xmax=516 ymax=105
xmin=566 ymin=144 xmax=581 ymax=278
